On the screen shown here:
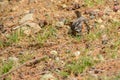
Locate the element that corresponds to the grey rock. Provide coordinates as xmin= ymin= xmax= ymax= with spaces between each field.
xmin=19 ymin=13 xmax=34 ymax=24
xmin=21 ymin=22 xmax=41 ymax=36
xmin=15 ymin=22 xmax=41 ymax=36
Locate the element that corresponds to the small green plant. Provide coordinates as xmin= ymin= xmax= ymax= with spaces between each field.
xmin=84 ymin=0 xmax=95 ymax=7
xmin=18 ymin=52 xmax=34 ymax=63
xmin=0 ymin=40 xmax=3 ymax=48
xmin=66 ymin=56 xmax=94 ymax=74
xmin=59 ymin=71 xmax=69 ymax=78
xmin=8 ymin=31 xmax=19 ymax=43
xmin=74 ymin=35 xmax=83 ymax=42
xmin=114 ymin=73 xmax=120 ymax=80
xmin=85 ymin=31 xmax=102 ymax=42
xmin=6 ymin=29 xmax=24 ymax=46
xmin=84 ymin=0 xmax=104 ymax=7
xmin=36 ymin=26 xmax=57 ymax=46
xmin=0 ymin=60 xmax=14 ymax=75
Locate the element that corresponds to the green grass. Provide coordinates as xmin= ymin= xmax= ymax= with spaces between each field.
xmin=84 ymin=0 xmax=104 ymax=7
xmin=0 ymin=29 xmax=24 ymax=48
xmin=66 ymin=56 xmax=94 ymax=74
xmin=18 ymin=52 xmax=34 ymax=64
xmin=101 ymin=21 xmax=120 ymax=59
xmin=59 ymin=71 xmax=69 ymax=78
xmin=114 ymin=73 xmax=120 ymax=80
xmin=36 ymin=26 xmax=57 ymax=46
xmin=8 ymin=30 xmax=23 ymax=43
xmin=0 ymin=60 xmax=14 ymax=75
xmin=0 ymin=40 xmax=4 ymax=48
xmin=86 ymin=72 xmax=120 ymax=80
xmin=5 ymin=29 xmax=24 ymax=46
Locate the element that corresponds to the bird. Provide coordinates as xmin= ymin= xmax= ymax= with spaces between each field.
xmin=70 ymin=10 xmax=90 ymax=36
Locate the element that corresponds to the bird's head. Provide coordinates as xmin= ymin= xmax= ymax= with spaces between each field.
xmin=74 ymin=10 xmax=81 ymax=18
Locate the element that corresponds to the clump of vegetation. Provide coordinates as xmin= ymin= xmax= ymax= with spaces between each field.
xmin=65 ymin=56 xmax=94 ymax=75
xmin=6 ymin=29 xmax=24 ymax=45
xmin=86 ymin=72 xmax=120 ymax=80
xmin=0 ymin=29 xmax=24 ymax=47
xmin=36 ymin=26 xmax=57 ymax=46
xmin=18 ymin=52 xmax=34 ymax=64
xmin=0 ymin=60 xmax=14 ymax=75
xmin=84 ymin=0 xmax=105 ymax=7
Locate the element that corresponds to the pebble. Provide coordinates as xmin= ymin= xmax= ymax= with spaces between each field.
xmin=100 ymin=25 xmax=105 ymax=30
xmin=50 ymin=50 xmax=58 ymax=56
xmin=98 ymin=54 xmax=104 ymax=61
xmin=74 ymin=51 xmax=81 ymax=57
xmin=55 ymin=21 xmax=64 ymax=28
xmin=9 ymin=57 xmax=19 ymax=61
xmin=90 ymin=15 xmax=95 ymax=19
xmin=62 ymin=4 xmax=67 ymax=9
xmin=96 ymin=18 xmax=103 ymax=24
xmin=9 ymin=56 xmax=19 ymax=66
xmin=40 ymin=73 xmax=57 ymax=80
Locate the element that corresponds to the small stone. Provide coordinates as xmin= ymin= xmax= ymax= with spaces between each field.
xmin=98 ymin=54 xmax=104 ymax=61
xmin=11 ymin=6 xmax=18 ymax=11
xmin=62 ymin=4 xmax=67 ymax=9
xmin=50 ymin=50 xmax=58 ymax=56
xmin=96 ymin=18 xmax=103 ymax=23
xmin=55 ymin=21 xmax=64 ymax=28
xmin=102 ymin=34 xmax=108 ymax=40
xmin=74 ymin=51 xmax=81 ymax=57
xmin=100 ymin=25 xmax=105 ymax=29
xmin=90 ymin=15 xmax=95 ymax=19
xmin=9 ymin=57 xmax=19 ymax=61
xmin=55 ymin=57 xmax=60 ymax=61
xmin=40 ymin=73 xmax=57 ymax=80
xmin=19 ymin=13 xmax=34 ymax=24
xmin=9 ymin=57 xmax=19 ymax=65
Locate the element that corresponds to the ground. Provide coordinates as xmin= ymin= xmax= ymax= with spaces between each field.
xmin=0 ymin=0 xmax=120 ymax=80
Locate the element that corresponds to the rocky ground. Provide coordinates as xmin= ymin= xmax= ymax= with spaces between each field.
xmin=0 ymin=0 xmax=120 ymax=80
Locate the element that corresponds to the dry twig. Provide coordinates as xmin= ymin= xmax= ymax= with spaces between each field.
xmin=0 ymin=56 xmax=47 ymax=79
